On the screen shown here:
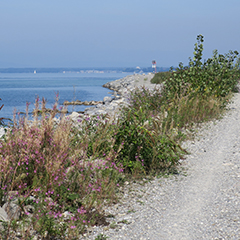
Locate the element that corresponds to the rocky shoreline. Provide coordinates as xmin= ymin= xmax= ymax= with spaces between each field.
xmin=67 ymin=72 xmax=159 ymax=122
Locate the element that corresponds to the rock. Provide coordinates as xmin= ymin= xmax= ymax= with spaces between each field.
xmin=103 ymin=96 xmax=112 ymax=103
xmin=69 ymin=111 xmax=81 ymax=122
xmin=105 ymin=105 xmax=116 ymax=111
xmin=16 ymin=232 xmax=22 ymax=237
xmin=63 ymin=211 xmax=72 ymax=220
xmin=92 ymin=109 xmax=107 ymax=116
xmin=24 ymin=205 xmax=35 ymax=214
xmin=113 ymin=99 xmax=124 ymax=105
xmin=53 ymin=117 xmax=60 ymax=124
xmin=85 ymin=106 xmax=96 ymax=112
xmin=64 ymin=100 xmax=103 ymax=106
xmin=3 ymin=202 xmax=21 ymax=220
xmin=0 ymin=207 xmax=9 ymax=221
xmin=96 ymin=104 xmax=104 ymax=108
xmin=4 ymin=191 xmax=19 ymax=204
xmin=0 ymin=127 xmax=6 ymax=138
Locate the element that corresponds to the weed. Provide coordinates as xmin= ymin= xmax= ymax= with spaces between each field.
xmin=136 ymin=200 xmax=145 ymax=205
xmin=0 ymin=98 xmax=4 ymax=126
xmin=0 ymin=98 xmax=11 ymax=127
xmin=95 ymin=233 xmax=109 ymax=240
xmin=118 ymin=219 xmax=129 ymax=224
xmin=127 ymin=209 xmax=136 ymax=214
xmin=109 ymin=221 xmax=118 ymax=229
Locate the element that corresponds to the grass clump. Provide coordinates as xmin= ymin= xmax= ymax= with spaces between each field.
xmin=0 ymin=34 xmax=239 ymax=239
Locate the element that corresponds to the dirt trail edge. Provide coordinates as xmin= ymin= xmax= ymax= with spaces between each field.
xmin=86 ymin=92 xmax=240 ymax=240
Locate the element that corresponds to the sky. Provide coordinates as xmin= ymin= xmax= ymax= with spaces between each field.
xmin=0 ymin=0 xmax=239 ymax=68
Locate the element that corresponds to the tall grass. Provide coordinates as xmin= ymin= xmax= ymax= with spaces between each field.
xmin=0 ymin=98 xmax=124 ymax=239
xmin=0 ymin=35 xmax=239 ymax=239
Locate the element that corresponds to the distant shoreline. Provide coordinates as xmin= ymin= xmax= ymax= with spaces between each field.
xmin=0 ymin=67 xmax=170 ymax=74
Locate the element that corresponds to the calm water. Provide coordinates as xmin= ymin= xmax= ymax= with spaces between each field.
xmin=0 ymin=72 xmax=129 ymax=121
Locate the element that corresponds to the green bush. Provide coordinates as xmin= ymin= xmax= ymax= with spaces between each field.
xmin=152 ymin=35 xmax=240 ymax=99
xmin=114 ymin=109 xmax=185 ymax=174
xmin=151 ymin=71 xmax=172 ymax=84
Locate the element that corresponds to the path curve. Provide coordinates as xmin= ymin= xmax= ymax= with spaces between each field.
xmin=85 ymin=92 xmax=240 ymax=240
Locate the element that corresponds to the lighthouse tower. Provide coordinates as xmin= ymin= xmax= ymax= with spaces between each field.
xmin=152 ymin=60 xmax=157 ymax=73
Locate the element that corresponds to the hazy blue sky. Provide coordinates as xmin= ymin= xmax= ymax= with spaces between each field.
xmin=0 ymin=0 xmax=239 ymax=68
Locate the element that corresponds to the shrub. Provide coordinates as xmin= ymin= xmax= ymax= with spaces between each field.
xmin=152 ymin=35 xmax=240 ymax=99
xmin=114 ymin=106 xmax=185 ymax=174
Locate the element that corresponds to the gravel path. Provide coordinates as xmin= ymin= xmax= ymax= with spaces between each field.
xmin=84 ymin=92 xmax=240 ymax=240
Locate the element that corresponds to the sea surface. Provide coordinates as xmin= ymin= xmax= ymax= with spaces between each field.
xmin=0 ymin=72 xmax=129 ymax=122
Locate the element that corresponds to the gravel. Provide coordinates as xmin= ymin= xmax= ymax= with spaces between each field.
xmin=83 ymin=92 xmax=240 ymax=240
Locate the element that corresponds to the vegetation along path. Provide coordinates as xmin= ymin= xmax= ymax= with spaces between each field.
xmin=86 ymin=92 xmax=240 ymax=239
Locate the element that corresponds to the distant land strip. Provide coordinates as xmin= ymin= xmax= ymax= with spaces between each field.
xmin=0 ymin=67 xmax=170 ymax=74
